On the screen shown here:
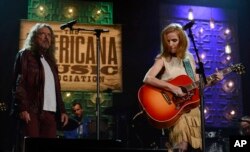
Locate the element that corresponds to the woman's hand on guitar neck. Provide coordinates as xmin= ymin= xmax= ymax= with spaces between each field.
xmin=215 ymin=68 xmax=224 ymax=81
xmin=209 ymin=68 xmax=224 ymax=86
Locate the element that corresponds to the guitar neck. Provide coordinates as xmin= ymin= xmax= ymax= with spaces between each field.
xmin=206 ymin=67 xmax=232 ymax=83
xmin=186 ymin=66 xmax=233 ymax=92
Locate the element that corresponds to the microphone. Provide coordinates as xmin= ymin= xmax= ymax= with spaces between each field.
xmin=94 ymin=29 xmax=110 ymax=33
xmin=182 ymin=20 xmax=195 ymax=30
xmin=60 ymin=20 xmax=77 ymax=30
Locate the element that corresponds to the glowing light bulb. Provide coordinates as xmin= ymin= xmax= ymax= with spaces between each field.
xmin=210 ymin=18 xmax=215 ymax=29
xmin=188 ymin=9 xmax=194 ymax=20
xmin=225 ymin=44 xmax=231 ymax=54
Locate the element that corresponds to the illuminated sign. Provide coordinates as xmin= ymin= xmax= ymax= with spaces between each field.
xmin=19 ymin=20 xmax=122 ymax=92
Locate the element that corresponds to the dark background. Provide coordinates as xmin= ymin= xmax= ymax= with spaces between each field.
xmin=1 ymin=0 xmax=250 ymax=151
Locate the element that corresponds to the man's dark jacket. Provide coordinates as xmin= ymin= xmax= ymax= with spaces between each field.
xmin=12 ymin=49 xmax=66 ymax=119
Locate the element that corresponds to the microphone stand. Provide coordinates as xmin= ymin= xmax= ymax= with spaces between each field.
xmin=68 ymin=27 xmax=109 ymax=140
xmin=186 ymin=27 xmax=207 ymax=151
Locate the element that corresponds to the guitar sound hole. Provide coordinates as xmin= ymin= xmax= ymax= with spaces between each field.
xmin=174 ymin=90 xmax=194 ymax=105
xmin=180 ymin=86 xmax=188 ymax=93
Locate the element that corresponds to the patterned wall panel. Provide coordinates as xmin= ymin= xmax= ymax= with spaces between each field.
xmin=160 ymin=4 xmax=243 ymax=128
xmin=28 ymin=0 xmax=113 ymax=24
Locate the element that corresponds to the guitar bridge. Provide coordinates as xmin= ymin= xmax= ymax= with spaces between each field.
xmin=161 ymin=91 xmax=172 ymax=105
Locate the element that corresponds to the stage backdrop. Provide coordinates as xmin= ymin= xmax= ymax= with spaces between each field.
xmin=19 ymin=20 xmax=122 ymax=92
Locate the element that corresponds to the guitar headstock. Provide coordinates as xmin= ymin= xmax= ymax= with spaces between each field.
xmin=230 ymin=63 xmax=246 ymax=75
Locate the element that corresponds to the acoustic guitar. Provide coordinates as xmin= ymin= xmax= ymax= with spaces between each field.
xmin=137 ymin=63 xmax=245 ymax=129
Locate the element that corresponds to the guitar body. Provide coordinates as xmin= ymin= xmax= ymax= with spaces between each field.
xmin=138 ymin=75 xmax=200 ymax=129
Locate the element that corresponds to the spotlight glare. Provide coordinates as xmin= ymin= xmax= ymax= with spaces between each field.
xmin=97 ymin=9 xmax=102 ymax=15
xmin=36 ymin=4 xmax=48 ymax=17
xmin=200 ymin=53 xmax=206 ymax=60
xmin=39 ymin=6 xmax=44 ymax=11
xmin=225 ymin=28 xmax=231 ymax=35
xmin=224 ymin=104 xmax=238 ymax=120
xmin=204 ymin=109 xmax=207 ymax=114
xmin=227 ymin=81 xmax=234 ymax=88
xmin=64 ymin=6 xmax=77 ymax=18
xmin=204 ymin=106 xmax=210 ymax=119
xmin=222 ymin=79 xmax=235 ymax=93
xmin=226 ymin=55 xmax=231 ymax=61
xmin=68 ymin=8 xmax=73 ymax=13
xmin=230 ymin=110 xmax=236 ymax=115
xmin=66 ymin=92 xmax=71 ymax=97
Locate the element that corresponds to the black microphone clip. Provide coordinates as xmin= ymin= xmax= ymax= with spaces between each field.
xmin=183 ymin=20 xmax=195 ymax=30
xmin=60 ymin=20 xmax=77 ymax=30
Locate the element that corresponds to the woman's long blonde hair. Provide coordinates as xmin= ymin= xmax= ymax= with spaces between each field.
xmin=159 ymin=23 xmax=189 ymax=60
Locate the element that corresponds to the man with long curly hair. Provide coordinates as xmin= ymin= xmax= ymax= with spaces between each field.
xmin=12 ymin=23 xmax=68 ymax=140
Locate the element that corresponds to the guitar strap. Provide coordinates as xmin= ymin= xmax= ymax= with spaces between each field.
xmin=183 ymin=58 xmax=195 ymax=81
